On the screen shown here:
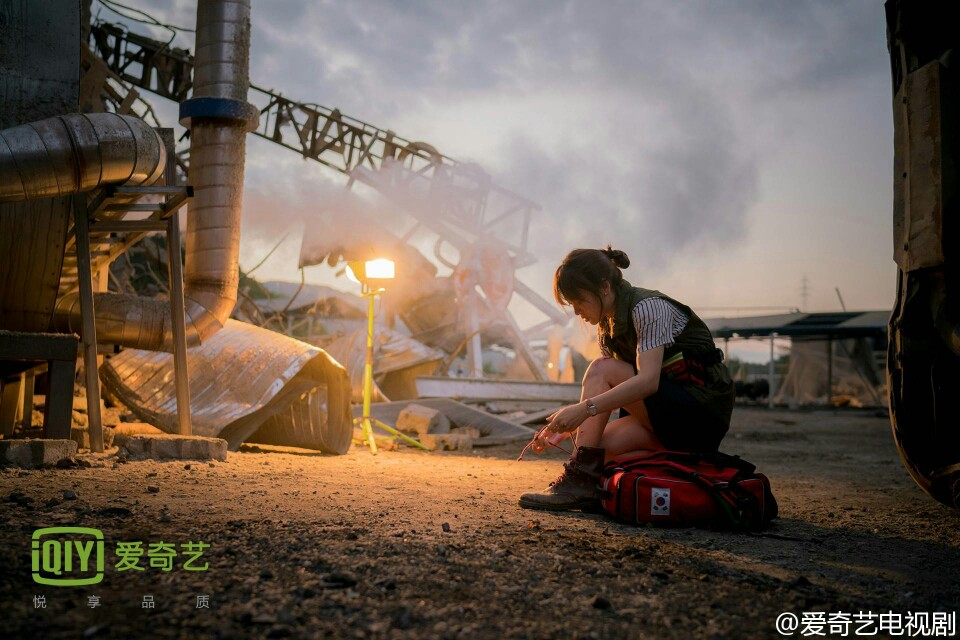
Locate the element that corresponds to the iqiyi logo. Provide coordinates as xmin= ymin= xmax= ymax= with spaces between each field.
xmin=31 ymin=527 xmax=210 ymax=588
xmin=32 ymin=527 xmax=105 ymax=586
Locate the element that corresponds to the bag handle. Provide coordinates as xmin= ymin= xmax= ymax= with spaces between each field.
xmin=682 ymin=469 xmax=763 ymax=530
xmin=701 ymin=452 xmax=757 ymax=476
xmin=604 ymin=451 xmax=757 ymax=478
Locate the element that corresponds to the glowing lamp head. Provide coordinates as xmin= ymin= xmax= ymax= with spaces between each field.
xmin=346 ymin=258 xmax=395 ymax=290
xmin=364 ymin=259 xmax=395 ymax=279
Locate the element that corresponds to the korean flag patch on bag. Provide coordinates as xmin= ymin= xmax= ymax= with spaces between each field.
xmin=651 ymin=487 xmax=671 ymax=516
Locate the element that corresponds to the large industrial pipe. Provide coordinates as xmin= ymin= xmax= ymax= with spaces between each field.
xmin=0 ymin=113 xmax=180 ymax=349
xmin=0 ymin=113 xmax=165 ymax=203
xmin=0 ymin=0 xmax=256 ymax=351
xmin=176 ymin=0 xmax=258 ymax=345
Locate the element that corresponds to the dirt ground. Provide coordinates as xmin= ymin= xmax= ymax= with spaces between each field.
xmin=2 ymin=406 xmax=959 ymax=640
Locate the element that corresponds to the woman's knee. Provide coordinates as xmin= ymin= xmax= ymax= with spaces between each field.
xmin=583 ymin=357 xmax=633 ymax=387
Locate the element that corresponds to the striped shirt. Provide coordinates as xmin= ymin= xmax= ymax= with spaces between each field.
xmin=600 ymin=297 xmax=689 ymax=358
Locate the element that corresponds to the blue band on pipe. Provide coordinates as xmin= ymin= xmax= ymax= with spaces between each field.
xmin=179 ymin=97 xmax=260 ymax=131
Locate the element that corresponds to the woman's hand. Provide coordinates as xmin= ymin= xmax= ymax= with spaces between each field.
xmin=545 ymin=402 xmax=591 ymax=435
xmin=518 ymin=426 xmax=571 ymax=460
xmin=531 ymin=433 xmax=547 ymax=454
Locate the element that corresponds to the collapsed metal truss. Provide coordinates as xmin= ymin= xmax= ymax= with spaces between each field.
xmin=87 ymin=21 xmax=541 ymax=268
xmin=86 ymin=20 xmax=566 ymax=380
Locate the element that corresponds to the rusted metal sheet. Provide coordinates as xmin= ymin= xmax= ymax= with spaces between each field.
xmin=100 ymin=320 xmax=352 ymax=453
xmin=892 ymin=60 xmax=952 ymax=272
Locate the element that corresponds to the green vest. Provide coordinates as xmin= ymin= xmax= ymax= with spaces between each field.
xmin=599 ymin=280 xmax=735 ymax=427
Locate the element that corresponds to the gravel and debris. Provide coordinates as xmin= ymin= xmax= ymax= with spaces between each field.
xmin=1 ymin=407 xmax=958 ymax=639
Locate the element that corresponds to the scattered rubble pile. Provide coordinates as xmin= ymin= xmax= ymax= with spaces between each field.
xmin=0 ymin=360 xmax=580 ymax=465
xmin=352 ymin=395 xmax=571 ymax=452
xmin=0 ymin=374 xmax=231 ymax=468
xmin=0 ymin=234 xmax=577 ymax=464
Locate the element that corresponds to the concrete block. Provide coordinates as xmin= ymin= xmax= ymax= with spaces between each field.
xmin=112 ymin=422 xmax=164 ymax=436
xmin=396 ymin=403 xmax=450 ymax=436
xmin=418 ymin=433 xmax=473 ymax=452
xmin=116 ymin=434 xmax=228 ymax=461
xmin=450 ymin=427 xmax=481 ymax=440
xmin=0 ymin=439 xmax=78 ymax=468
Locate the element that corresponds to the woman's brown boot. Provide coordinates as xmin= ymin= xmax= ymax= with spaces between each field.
xmin=518 ymin=446 xmax=605 ymax=512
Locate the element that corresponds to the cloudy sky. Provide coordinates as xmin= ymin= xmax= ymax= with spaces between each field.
xmin=99 ymin=0 xmax=895 ymax=339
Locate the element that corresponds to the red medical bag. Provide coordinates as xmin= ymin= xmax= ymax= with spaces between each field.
xmin=601 ymin=450 xmax=778 ymax=529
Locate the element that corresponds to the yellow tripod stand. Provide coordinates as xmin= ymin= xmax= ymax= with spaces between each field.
xmin=353 ymin=287 xmax=429 ymax=454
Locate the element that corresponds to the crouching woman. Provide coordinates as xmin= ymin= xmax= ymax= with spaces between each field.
xmin=519 ymin=247 xmax=735 ymax=512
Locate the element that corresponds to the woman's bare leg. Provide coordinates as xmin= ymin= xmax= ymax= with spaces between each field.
xmin=519 ymin=359 xmax=659 ymax=512
xmin=597 ymin=413 xmax=665 ymax=460
xmin=574 ymin=357 xmax=643 ymax=448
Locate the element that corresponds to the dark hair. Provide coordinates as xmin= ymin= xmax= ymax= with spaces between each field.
xmin=553 ymin=246 xmax=630 ymax=307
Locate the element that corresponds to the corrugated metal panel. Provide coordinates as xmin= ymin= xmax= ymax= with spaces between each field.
xmin=320 ymin=326 xmax=444 ymax=403
xmin=705 ymin=311 xmax=890 ymax=339
xmin=838 ymin=311 xmax=892 ymax=329
xmin=100 ymin=319 xmax=352 ymax=453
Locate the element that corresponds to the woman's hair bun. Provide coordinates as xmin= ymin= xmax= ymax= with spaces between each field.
xmin=603 ymin=246 xmax=630 ymax=269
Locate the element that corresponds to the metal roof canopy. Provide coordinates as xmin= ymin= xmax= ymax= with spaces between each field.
xmin=705 ymin=311 xmax=890 ymax=340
